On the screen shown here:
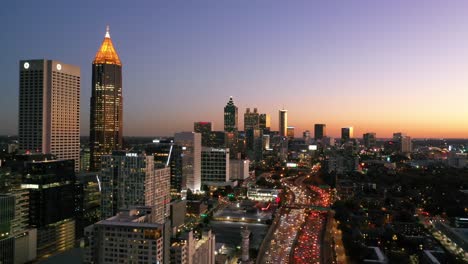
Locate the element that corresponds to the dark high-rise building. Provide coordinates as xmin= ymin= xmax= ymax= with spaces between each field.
xmin=224 ymin=97 xmax=238 ymax=132
xmin=19 ymin=59 xmax=81 ymax=171
xmin=194 ymin=122 xmax=213 ymax=146
xmin=341 ymin=127 xmax=354 ymax=142
xmin=20 ymin=157 xmax=76 ymax=259
xmin=363 ymin=132 xmax=377 ymax=148
xmin=89 ymin=26 xmax=123 ymax=171
xmin=208 ymin=131 xmax=226 ymax=148
xmin=244 ymin=108 xmax=259 ymax=131
xmin=259 ymin=113 xmax=271 ymax=133
xmin=314 ymin=124 xmax=326 ymax=140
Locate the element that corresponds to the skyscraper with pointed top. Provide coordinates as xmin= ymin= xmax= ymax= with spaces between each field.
xmin=89 ymin=26 xmax=123 ymax=171
xmin=224 ymin=96 xmax=238 ymax=132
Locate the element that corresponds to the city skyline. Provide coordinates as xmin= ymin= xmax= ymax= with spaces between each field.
xmin=3 ymin=1 xmax=468 ymax=138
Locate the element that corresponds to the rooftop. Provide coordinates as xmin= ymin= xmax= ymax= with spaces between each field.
xmin=93 ymin=26 xmax=122 ymax=66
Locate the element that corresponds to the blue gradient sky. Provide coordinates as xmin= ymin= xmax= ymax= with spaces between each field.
xmin=2 ymin=0 xmax=468 ymax=138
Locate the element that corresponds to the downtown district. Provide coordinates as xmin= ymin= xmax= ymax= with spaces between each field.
xmin=0 ymin=28 xmax=467 ymax=264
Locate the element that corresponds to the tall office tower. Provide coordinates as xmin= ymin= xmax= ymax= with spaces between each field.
xmin=201 ymin=147 xmax=230 ymax=185
xmin=279 ymin=109 xmax=288 ymax=137
xmin=259 ymin=113 xmax=271 ymax=132
xmin=392 ymin=132 xmax=412 ymax=153
xmin=287 ymin=126 xmax=295 ymax=139
xmin=20 ymin=158 xmax=76 ymax=259
xmin=392 ymin=132 xmax=405 ymax=141
xmin=194 ymin=122 xmax=213 ymax=147
xmin=401 ymin=136 xmax=412 ymax=153
xmin=314 ymin=124 xmax=327 ymax=140
xmin=244 ymin=108 xmax=260 ymax=131
xmin=341 ymin=127 xmax=354 ymax=141
xmin=100 ymin=152 xmax=170 ymax=223
xmin=174 ymin=132 xmax=202 ymax=192
xmin=75 ymin=173 xmax=101 ymax=239
xmin=245 ymin=128 xmax=263 ymax=161
xmin=19 ymin=59 xmax=80 ymax=171
xmin=144 ymin=139 xmax=184 ymax=194
xmin=363 ymin=132 xmax=377 ymax=148
xmin=89 ymin=26 xmax=123 ymax=171
xmin=85 ymin=207 xmax=170 ymax=264
xmin=224 ymin=96 xmax=238 ymax=132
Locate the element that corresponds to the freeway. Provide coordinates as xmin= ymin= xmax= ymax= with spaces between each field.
xmin=258 ymin=171 xmax=335 ymax=264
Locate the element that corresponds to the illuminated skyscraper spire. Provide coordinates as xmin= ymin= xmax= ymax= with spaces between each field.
xmin=89 ymin=26 xmax=123 ymax=171
xmin=93 ymin=26 xmax=121 ymax=66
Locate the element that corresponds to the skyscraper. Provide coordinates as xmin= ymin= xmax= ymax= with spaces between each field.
xmin=89 ymin=26 xmax=123 ymax=171
xmin=363 ymin=132 xmax=377 ymax=148
xmin=244 ymin=108 xmax=259 ymax=131
xmin=194 ymin=122 xmax=212 ymax=146
xmin=314 ymin=124 xmax=327 ymax=140
xmin=174 ymin=132 xmax=202 ymax=192
xmin=279 ymin=109 xmax=288 ymax=137
xmin=201 ymin=147 xmax=230 ymax=185
xmin=259 ymin=113 xmax=271 ymax=132
xmin=287 ymin=126 xmax=295 ymax=139
xmin=224 ymin=97 xmax=239 ymax=159
xmin=224 ymin=97 xmax=238 ymax=132
xmin=341 ymin=127 xmax=354 ymax=141
xmin=393 ymin=132 xmax=412 ymax=153
xmin=20 ymin=157 xmax=77 ymax=259
xmin=19 ymin=59 xmax=80 ymax=171
xmin=100 ymin=151 xmax=170 ymax=223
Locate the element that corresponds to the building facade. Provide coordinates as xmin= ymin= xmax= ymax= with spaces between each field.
xmin=363 ymin=132 xmax=377 ymax=148
xmin=341 ymin=127 xmax=354 ymax=142
xmin=259 ymin=114 xmax=271 ymax=133
xmin=20 ymin=158 xmax=77 ymax=259
xmin=19 ymin=59 xmax=80 ymax=171
xmin=100 ymin=152 xmax=170 ymax=223
xmin=170 ymin=230 xmax=216 ymax=264
xmin=224 ymin=97 xmax=238 ymax=132
xmin=194 ymin=122 xmax=213 ymax=147
xmin=244 ymin=108 xmax=259 ymax=131
xmin=279 ymin=109 xmax=288 ymax=137
xmin=84 ymin=207 xmax=169 ymax=264
xmin=287 ymin=126 xmax=295 ymax=139
xmin=201 ymin=148 xmax=230 ymax=185
xmin=174 ymin=132 xmax=202 ymax=192
xmin=89 ymin=27 xmax=123 ymax=171
xmin=314 ymin=124 xmax=326 ymax=140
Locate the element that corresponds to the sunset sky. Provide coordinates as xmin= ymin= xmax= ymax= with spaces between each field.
xmin=2 ymin=0 xmax=468 ymax=138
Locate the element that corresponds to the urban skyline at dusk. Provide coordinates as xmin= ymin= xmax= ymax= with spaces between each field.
xmin=2 ymin=2 xmax=468 ymax=263
xmin=3 ymin=1 xmax=468 ymax=138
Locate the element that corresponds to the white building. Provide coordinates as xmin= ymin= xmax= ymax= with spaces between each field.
xmin=84 ymin=207 xmax=169 ymax=264
xmin=201 ymin=148 xmax=230 ymax=185
xmin=19 ymin=59 xmax=80 ymax=171
xmin=175 ymin=132 xmax=202 ymax=191
xmin=170 ymin=230 xmax=216 ymax=264
xmin=100 ymin=152 xmax=170 ymax=222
